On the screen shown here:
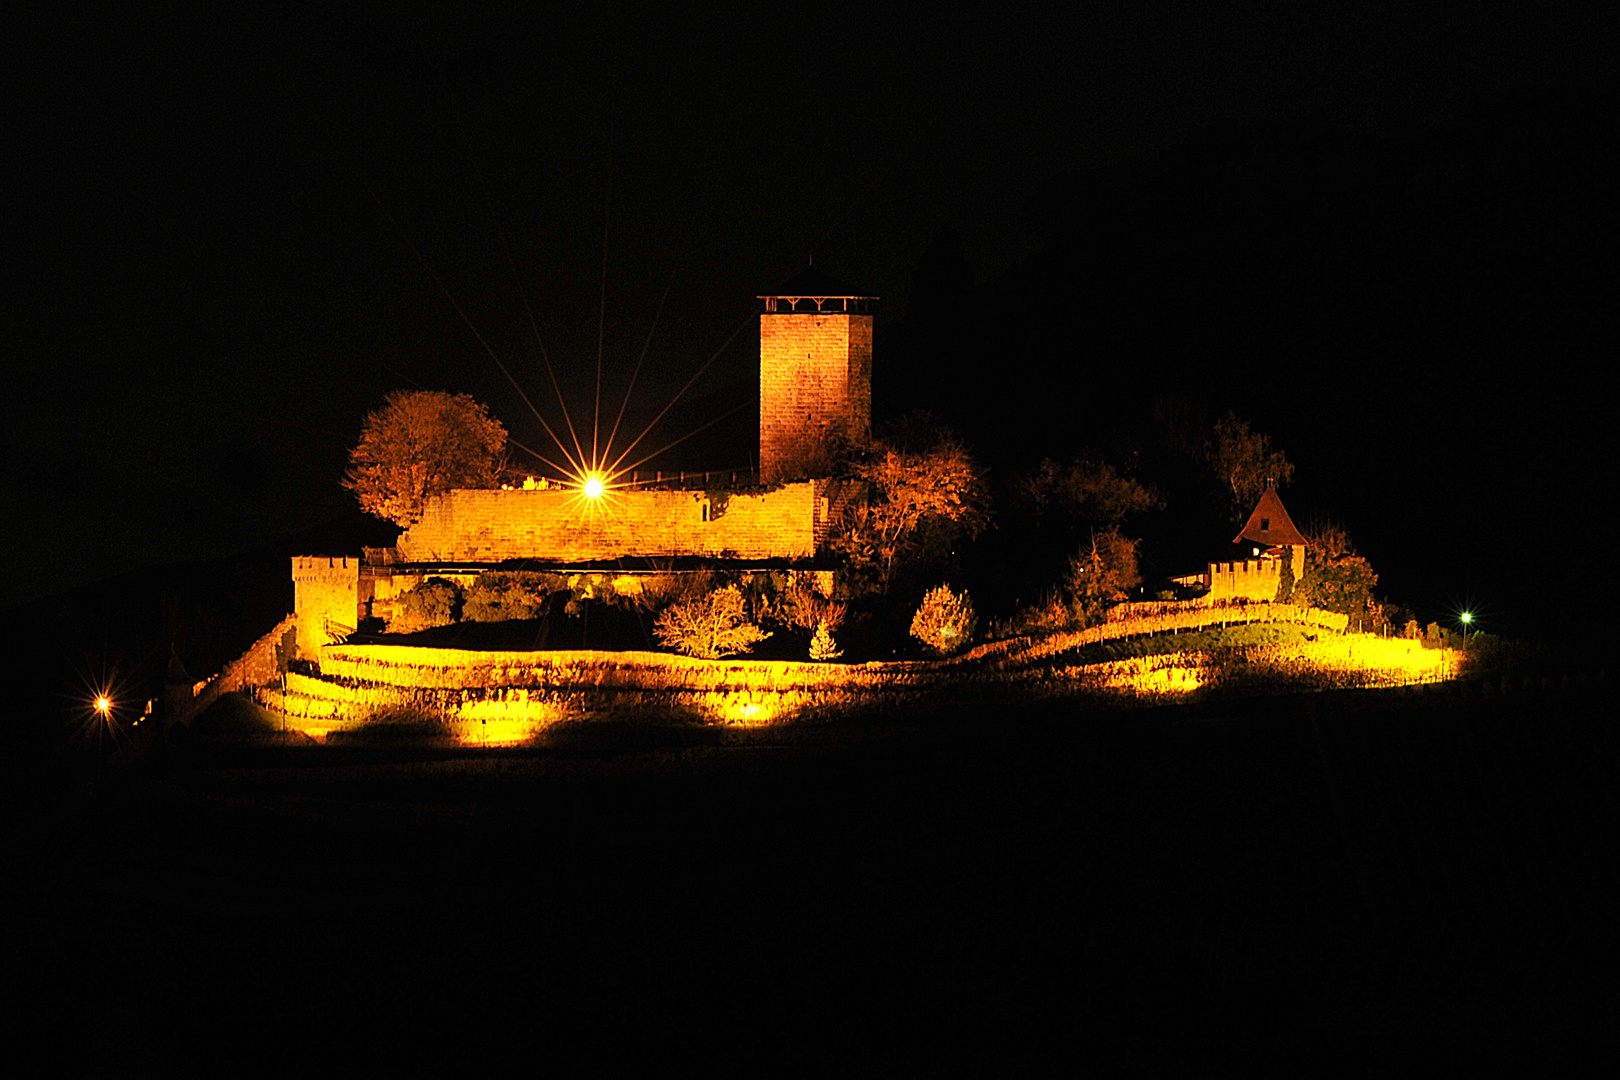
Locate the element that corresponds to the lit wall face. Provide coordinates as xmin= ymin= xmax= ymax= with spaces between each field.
xmin=291 ymin=557 xmax=361 ymax=656
xmin=394 ymin=483 xmax=820 ymax=563
xmin=1205 ymin=558 xmax=1284 ymax=602
xmin=759 ymin=313 xmax=872 ymax=483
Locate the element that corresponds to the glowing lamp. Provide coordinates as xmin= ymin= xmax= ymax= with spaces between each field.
xmin=1460 ymin=612 xmax=1473 ymax=626
xmin=582 ymin=475 xmax=605 ymax=500
xmin=94 ymin=695 xmax=112 ymax=716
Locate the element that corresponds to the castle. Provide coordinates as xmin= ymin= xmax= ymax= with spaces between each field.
xmin=292 ymin=268 xmax=1315 ymax=655
xmin=291 ymin=267 xmax=874 ymax=655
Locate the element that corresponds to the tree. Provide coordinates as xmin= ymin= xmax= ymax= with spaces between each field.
xmin=778 ymin=580 xmax=846 ymax=637
xmin=808 ymin=620 xmax=843 ymax=661
xmin=654 ymin=584 xmax=770 ymax=660
xmin=829 ymin=425 xmax=990 ymax=595
xmin=462 ymin=571 xmax=553 ymax=622
xmin=1067 ymin=527 xmax=1142 ymax=624
xmin=1207 ymin=412 xmax=1294 ymax=521
xmin=910 ymin=584 xmax=977 ymax=655
xmin=1294 ymin=521 xmax=1382 ymax=629
xmin=345 ymin=390 xmax=508 ymax=526
xmin=1019 ymin=457 xmax=1157 ymax=526
xmin=391 ymin=577 xmax=462 ymax=633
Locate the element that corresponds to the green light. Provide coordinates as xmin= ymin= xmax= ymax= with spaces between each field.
xmin=1460 ymin=612 xmax=1473 ymax=625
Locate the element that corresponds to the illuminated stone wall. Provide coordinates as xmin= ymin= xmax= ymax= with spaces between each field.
xmin=292 ymin=556 xmax=362 ymax=656
xmin=175 ymin=615 xmax=297 ymax=726
xmin=394 ymin=482 xmax=826 ymax=564
xmin=759 ymin=312 xmax=872 ymax=483
xmin=1204 ymin=557 xmax=1284 ymax=602
xmin=212 ymin=615 xmax=296 ymax=695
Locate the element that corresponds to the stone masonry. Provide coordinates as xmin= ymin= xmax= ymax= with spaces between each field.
xmin=394 ymin=482 xmax=826 ymax=564
xmin=759 ymin=312 xmax=872 ymax=483
xmin=292 ymin=556 xmax=364 ymax=655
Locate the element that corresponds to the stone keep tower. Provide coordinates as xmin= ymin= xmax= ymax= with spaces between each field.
xmin=758 ymin=266 xmax=875 ymax=483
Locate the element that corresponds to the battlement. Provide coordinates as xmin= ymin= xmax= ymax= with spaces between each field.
xmin=1182 ymin=557 xmax=1285 ymax=603
xmin=292 ymin=555 xmax=360 ymax=580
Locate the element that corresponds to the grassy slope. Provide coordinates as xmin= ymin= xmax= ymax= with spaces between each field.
xmin=1055 ymin=619 xmax=1319 ymax=665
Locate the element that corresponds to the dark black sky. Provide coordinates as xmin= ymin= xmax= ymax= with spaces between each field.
xmin=10 ymin=4 xmax=1615 ymax=639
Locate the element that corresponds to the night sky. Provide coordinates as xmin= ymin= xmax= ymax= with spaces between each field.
xmin=12 ymin=5 xmax=1615 ymax=643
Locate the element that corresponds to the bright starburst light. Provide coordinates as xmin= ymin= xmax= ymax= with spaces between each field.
xmin=67 ymin=661 xmax=136 ymax=763
xmin=369 ymin=177 xmax=759 ymax=513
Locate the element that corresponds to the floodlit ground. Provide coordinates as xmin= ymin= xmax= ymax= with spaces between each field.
xmin=247 ymin=621 xmax=1464 ymax=742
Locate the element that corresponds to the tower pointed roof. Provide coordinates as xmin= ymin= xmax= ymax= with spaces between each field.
xmin=1233 ymin=486 xmax=1307 ymax=548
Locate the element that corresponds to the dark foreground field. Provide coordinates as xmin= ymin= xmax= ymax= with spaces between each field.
xmin=15 ymin=685 xmax=1619 ymax=1075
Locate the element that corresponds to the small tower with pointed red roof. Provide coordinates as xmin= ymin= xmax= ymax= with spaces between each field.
xmin=1233 ymin=484 xmax=1307 ymax=585
xmin=1171 ymin=484 xmax=1310 ymax=601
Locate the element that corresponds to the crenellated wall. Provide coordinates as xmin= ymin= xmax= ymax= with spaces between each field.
xmin=394 ymin=482 xmax=825 ymax=564
xmin=1204 ymin=557 xmax=1284 ymax=602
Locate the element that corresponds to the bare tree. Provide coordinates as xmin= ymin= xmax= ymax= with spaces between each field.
xmin=1019 ymin=456 xmax=1157 ymax=526
xmin=1067 ymin=528 xmax=1142 ymax=623
xmin=653 ymin=584 xmax=770 ymax=659
xmin=1207 ymin=412 xmax=1294 ymax=520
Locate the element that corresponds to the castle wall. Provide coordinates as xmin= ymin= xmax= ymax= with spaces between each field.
xmin=1204 ymin=558 xmax=1284 ymax=603
xmin=292 ymin=556 xmax=361 ymax=656
xmin=211 ymin=615 xmax=297 ymax=696
xmin=759 ymin=313 xmax=872 ymax=483
xmin=394 ymin=483 xmax=821 ymax=564
xmin=174 ymin=616 xmax=298 ymax=726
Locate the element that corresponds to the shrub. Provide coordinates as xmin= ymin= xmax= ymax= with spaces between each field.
xmin=634 ymin=572 xmax=692 ymax=612
xmin=1067 ymin=528 xmax=1141 ymax=620
xmin=999 ymin=591 xmax=1077 ymax=639
xmin=463 ymin=572 xmax=551 ymax=622
xmin=1296 ymin=521 xmax=1382 ymax=627
xmin=653 ymin=584 xmax=771 ymax=660
xmin=392 ymin=577 xmax=462 ymax=632
xmin=778 ymin=581 xmax=846 ymax=636
xmin=910 ymin=584 xmax=976 ymax=655
xmin=809 ymin=619 xmax=844 ymax=661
